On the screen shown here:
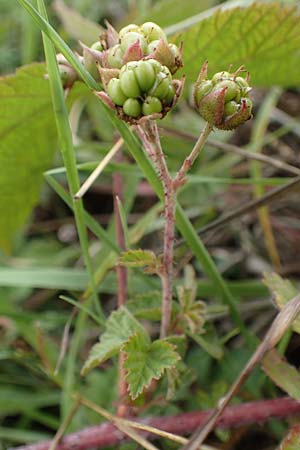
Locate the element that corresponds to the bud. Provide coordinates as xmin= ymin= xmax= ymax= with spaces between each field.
xmin=56 ymin=53 xmax=80 ymax=88
xmin=193 ymin=62 xmax=253 ymax=130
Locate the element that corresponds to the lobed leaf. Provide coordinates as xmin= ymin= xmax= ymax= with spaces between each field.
xmin=176 ymin=3 xmax=300 ymax=87
xmin=81 ymin=307 xmax=147 ymax=375
xmin=123 ymin=332 xmax=180 ymax=399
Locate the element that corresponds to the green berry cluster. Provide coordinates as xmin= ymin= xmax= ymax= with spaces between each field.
xmin=106 ymin=22 xmax=181 ymax=74
xmin=106 ymin=59 xmax=177 ymax=120
xmin=193 ymin=63 xmax=252 ymax=130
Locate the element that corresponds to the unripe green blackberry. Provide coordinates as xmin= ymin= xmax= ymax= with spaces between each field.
xmin=120 ymin=31 xmax=148 ymax=54
xmin=224 ymin=100 xmax=239 ymax=117
xmin=107 ymin=45 xmax=124 ymax=69
xmin=140 ymin=22 xmax=167 ymax=42
xmin=119 ymin=68 xmax=141 ymax=98
xmin=119 ymin=24 xmax=140 ymax=40
xmin=193 ymin=62 xmax=253 ymax=130
xmin=149 ymin=73 xmax=170 ymax=99
xmin=147 ymin=39 xmax=160 ymax=55
xmin=194 ymin=80 xmax=213 ymax=105
xmin=107 ymin=78 xmax=128 ymax=106
xmin=147 ymin=58 xmax=163 ymax=74
xmin=96 ymin=51 xmax=182 ymax=123
xmin=142 ymin=96 xmax=162 ymax=115
xmin=168 ymin=43 xmax=180 ymax=60
xmin=91 ymin=41 xmax=103 ymax=52
xmin=164 ymin=84 xmax=176 ymax=105
xmin=212 ymin=71 xmax=231 ymax=84
xmin=123 ymin=98 xmax=142 ymax=118
xmin=134 ymin=61 xmax=156 ymax=91
xmin=217 ymin=80 xmax=240 ymax=102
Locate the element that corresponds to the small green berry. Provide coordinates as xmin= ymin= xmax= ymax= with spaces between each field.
xmin=90 ymin=41 xmax=103 ymax=52
xmin=120 ymin=32 xmax=148 ymax=53
xmin=168 ymin=43 xmax=180 ymax=59
xmin=107 ymin=45 xmax=124 ymax=69
xmin=212 ymin=71 xmax=231 ymax=84
xmin=140 ymin=22 xmax=167 ymax=42
xmin=149 ymin=73 xmax=170 ymax=99
xmin=123 ymin=98 xmax=142 ymax=118
xmin=147 ymin=39 xmax=160 ymax=55
xmin=194 ymin=80 xmax=213 ymax=105
xmin=119 ymin=24 xmax=140 ymax=40
xmin=224 ymin=100 xmax=239 ymax=117
xmin=160 ymin=65 xmax=172 ymax=81
xmin=164 ymin=84 xmax=176 ymax=105
xmin=147 ymin=59 xmax=163 ymax=74
xmin=235 ymin=76 xmax=251 ymax=96
xmin=235 ymin=76 xmax=249 ymax=88
xmin=142 ymin=96 xmax=162 ymax=115
xmin=120 ymin=69 xmax=141 ymax=97
xmin=134 ymin=61 xmax=156 ymax=92
xmin=107 ymin=78 xmax=128 ymax=106
xmin=217 ymin=80 xmax=240 ymax=102
xmin=120 ymin=61 xmax=139 ymax=75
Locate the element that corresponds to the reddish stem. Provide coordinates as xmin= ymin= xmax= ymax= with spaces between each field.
xmin=9 ymin=397 xmax=300 ymax=450
xmin=137 ymin=121 xmax=174 ymax=338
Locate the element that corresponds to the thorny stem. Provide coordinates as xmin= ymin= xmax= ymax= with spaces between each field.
xmin=137 ymin=120 xmax=212 ymax=338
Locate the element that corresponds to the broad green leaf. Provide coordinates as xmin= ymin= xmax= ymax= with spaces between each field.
xmin=138 ymin=0 xmax=214 ymax=28
xmin=123 ymin=333 xmax=180 ymax=399
xmin=175 ymin=3 xmax=300 ymax=87
xmin=119 ymin=249 xmax=158 ymax=269
xmin=53 ymin=0 xmax=103 ymax=45
xmin=278 ymin=425 xmax=300 ymax=450
xmin=81 ymin=307 xmax=147 ymax=375
xmin=0 ymin=64 xmax=57 ymax=251
xmin=263 ymin=349 xmax=300 ymax=399
xmin=263 ymin=272 xmax=300 ymax=333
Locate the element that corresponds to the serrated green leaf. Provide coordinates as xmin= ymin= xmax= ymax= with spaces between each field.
xmin=81 ymin=307 xmax=148 ymax=376
xmin=177 ymin=3 xmax=300 ymax=87
xmin=263 ymin=349 xmax=300 ymax=399
xmin=0 ymin=64 xmax=57 ymax=251
xmin=263 ymin=272 xmax=300 ymax=333
xmin=278 ymin=425 xmax=300 ymax=450
xmin=163 ymin=334 xmax=187 ymax=358
xmin=123 ymin=333 xmax=180 ymax=400
xmin=53 ymin=0 xmax=103 ymax=45
xmin=119 ymin=249 xmax=157 ymax=268
xmin=138 ymin=0 xmax=214 ymax=28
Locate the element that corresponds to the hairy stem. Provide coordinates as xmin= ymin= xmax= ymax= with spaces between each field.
xmin=137 ymin=121 xmax=212 ymax=338
xmin=137 ymin=121 xmax=174 ymax=338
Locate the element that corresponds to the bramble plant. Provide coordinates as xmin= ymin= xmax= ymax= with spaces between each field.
xmin=4 ymin=1 xmax=300 ymax=450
